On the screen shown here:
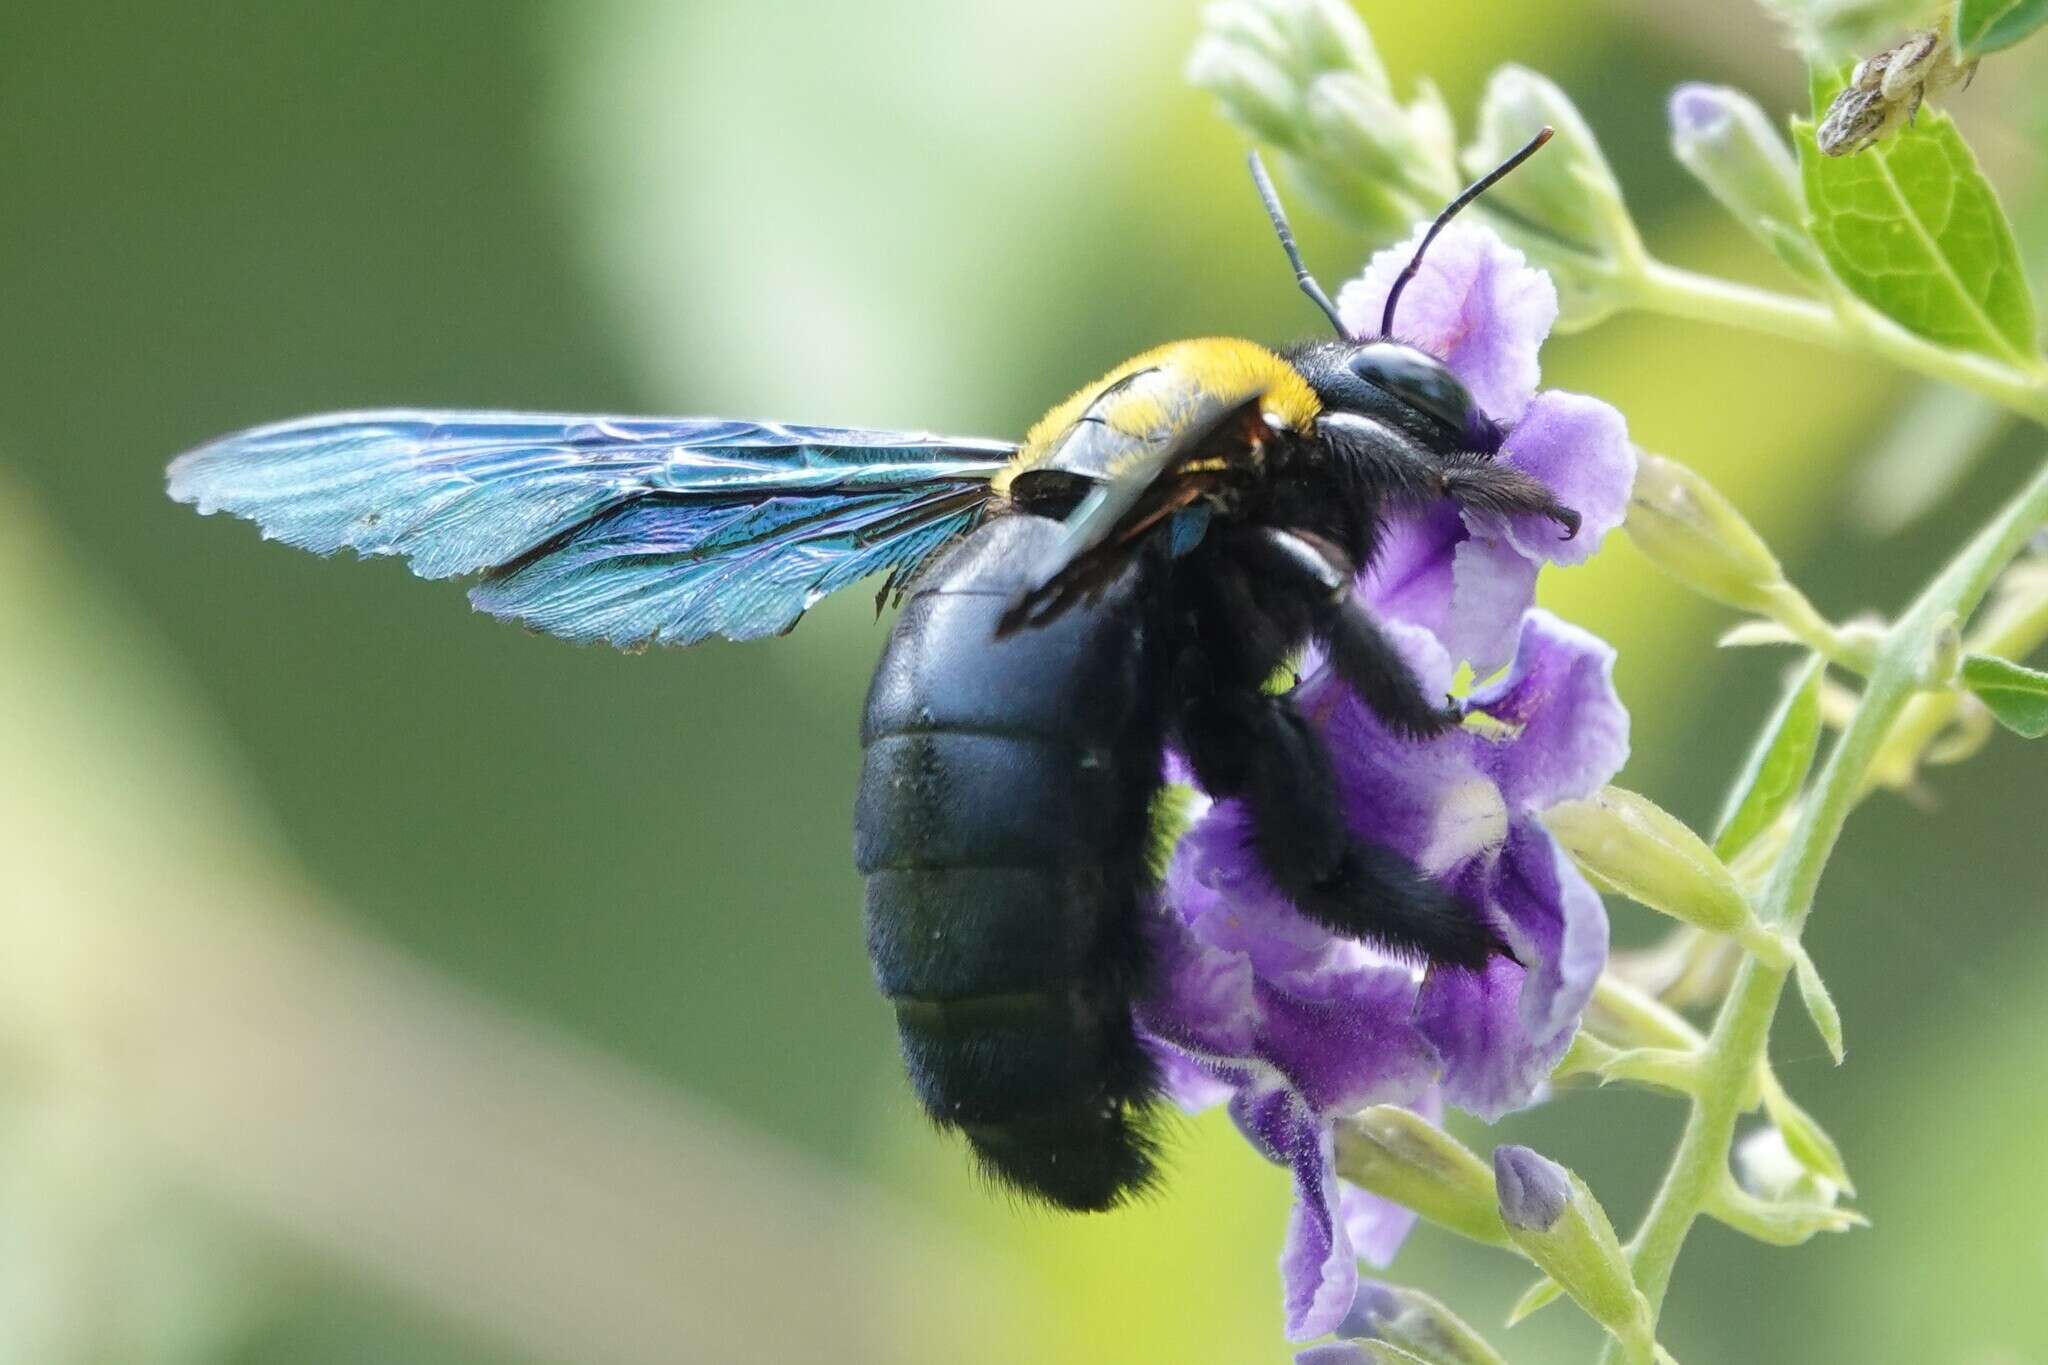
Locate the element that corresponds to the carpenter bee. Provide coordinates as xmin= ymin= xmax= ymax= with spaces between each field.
xmin=168 ymin=129 xmax=1576 ymax=1212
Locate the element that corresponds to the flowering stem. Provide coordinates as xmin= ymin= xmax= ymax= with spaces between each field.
xmin=1631 ymin=260 xmax=2048 ymax=426
xmin=1600 ymin=456 xmax=2048 ymax=1358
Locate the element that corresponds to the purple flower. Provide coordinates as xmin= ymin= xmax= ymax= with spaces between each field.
xmin=1140 ymin=612 xmax=1623 ymax=1337
xmin=1136 ymin=222 xmax=1635 ymax=1343
xmin=1338 ymin=223 xmax=1635 ymax=674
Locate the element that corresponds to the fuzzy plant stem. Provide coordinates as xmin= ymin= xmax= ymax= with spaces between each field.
xmin=1600 ymin=456 xmax=2048 ymax=1358
xmin=1633 ymin=260 xmax=2048 ymax=427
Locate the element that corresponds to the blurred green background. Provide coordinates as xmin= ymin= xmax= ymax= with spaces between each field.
xmin=3 ymin=2 xmax=2045 ymax=1362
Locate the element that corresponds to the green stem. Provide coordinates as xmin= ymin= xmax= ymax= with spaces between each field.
xmin=1632 ymin=260 xmax=2048 ymax=426
xmin=1599 ymin=457 xmax=2048 ymax=1360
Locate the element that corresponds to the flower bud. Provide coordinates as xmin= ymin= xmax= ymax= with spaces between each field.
xmin=1199 ymin=0 xmax=1298 ymax=73
xmin=1283 ymin=0 xmax=1387 ymax=89
xmin=1333 ymin=1106 xmax=1509 ymax=1248
xmin=1668 ymin=84 xmax=1827 ymax=282
xmin=1463 ymin=67 xmax=1640 ymax=327
xmin=1188 ymin=35 xmax=1309 ymax=150
xmin=1318 ymin=1281 xmax=1509 ymax=1365
xmin=1492 ymin=1147 xmax=1655 ymax=1353
xmin=1493 ymin=1145 xmax=1569 ymax=1232
xmin=1543 ymin=786 xmax=1755 ymax=937
xmin=1626 ymin=454 xmax=1787 ymax=613
xmin=1189 ymin=0 xmax=1440 ymax=235
xmin=1307 ymin=72 xmax=1436 ymax=188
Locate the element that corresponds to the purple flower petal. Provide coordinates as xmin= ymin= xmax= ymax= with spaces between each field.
xmin=1295 ymin=1345 xmax=1378 ymax=1365
xmin=1255 ymin=968 xmax=1441 ymax=1117
xmin=1468 ymin=610 xmax=1630 ymax=811
xmin=1362 ymin=503 xmax=1463 ymax=640
xmin=1337 ymin=1183 xmax=1419 ymax=1270
xmin=1141 ymin=882 xmax=1261 ymax=1063
xmin=1337 ymin=223 xmax=1558 ymax=422
xmin=1414 ymin=818 xmax=1607 ymax=1119
xmin=1490 ymin=389 xmax=1636 ymax=566
xmin=1447 ymin=531 xmax=1541 ymax=677
xmin=1266 ymin=1103 xmax=1358 ymax=1340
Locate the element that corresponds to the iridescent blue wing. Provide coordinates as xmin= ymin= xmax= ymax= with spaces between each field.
xmin=168 ymin=411 xmax=1014 ymax=647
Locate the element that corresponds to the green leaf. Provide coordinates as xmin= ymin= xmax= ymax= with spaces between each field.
xmin=1955 ymin=0 xmax=2048 ymax=54
xmin=1955 ymin=0 xmax=2024 ymax=50
xmin=1796 ymin=75 xmax=2039 ymax=365
xmin=1714 ymin=656 xmax=1825 ymax=861
xmin=1960 ymin=652 xmax=2048 ymax=736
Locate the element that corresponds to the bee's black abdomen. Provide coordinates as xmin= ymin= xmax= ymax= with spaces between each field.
xmin=856 ymin=515 xmax=1165 ymax=1211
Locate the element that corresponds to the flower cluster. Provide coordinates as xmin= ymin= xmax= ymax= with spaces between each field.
xmin=1136 ymin=224 xmax=1636 ymax=1340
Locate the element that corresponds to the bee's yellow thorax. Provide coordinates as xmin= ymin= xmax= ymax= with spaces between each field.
xmin=993 ymin=338 xmax=1320 ymax=495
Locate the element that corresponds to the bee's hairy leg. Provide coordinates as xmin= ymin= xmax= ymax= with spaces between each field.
xmin=1226 ymin=526 xmax=1459 ymax=739
xmin=1434 ymin=453 xmax=1580 ymax=539
xmin=1170 ymin=683 xmax=1510 ymax=971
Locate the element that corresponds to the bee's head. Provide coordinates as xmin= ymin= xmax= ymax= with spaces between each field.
xmin=1244 ymin=125 xmax=1551 ymax=457
xmin=1287 ymin=337 xmax=1503 ymax=456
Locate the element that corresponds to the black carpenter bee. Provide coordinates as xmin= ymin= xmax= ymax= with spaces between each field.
xmin=168 ymin=128 xmax=1576 ymax=1211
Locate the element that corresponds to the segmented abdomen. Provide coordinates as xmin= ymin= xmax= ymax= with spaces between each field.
xmin=854 ymin=514 xmax=1165 ymax=1210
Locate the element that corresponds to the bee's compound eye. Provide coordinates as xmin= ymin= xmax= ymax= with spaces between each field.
xmin=1347 ymin=343 xmax=1482 ymax=437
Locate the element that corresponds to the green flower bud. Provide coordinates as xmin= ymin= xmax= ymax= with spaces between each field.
xmin=1332 ymin=1282 xmax=1509 ymax=1365
xmin=1492 ymin=1147 xmax=1657 ymax=1359
xmin=1281 ymin=0 xmax=1388 ymax=89
xmin=1626 ymin=454 xmax=1787 ymax=613
xmin=1668 ymin=84 xmax=1828 ymax=282
xmin=1405 ymin=80 xmax=1462 ymax=197
xmin=1306 ymin=71 xmax=1433 ymax=188
xmin=1198 ymin=0 xmax=1298 ymax=74
xmin=1543 ymin=786 xmax=1756 ymax=937
xmin=1333 ymin=1106 xmax=1509 ymax=1248
xmin=1187 ymin=35 xmax=1309 ymax=150
xmin=1463 ymin=66 xmax=1641 ymax=327
xmin=1189 ymin=0 xmax=1437 ymax=235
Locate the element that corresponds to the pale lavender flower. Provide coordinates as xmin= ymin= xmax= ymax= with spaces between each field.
xmin=1137 ymin=223 xmax=1635 ymax=1342
xmin=1340 ymin=223 xmax=1635 ymax=674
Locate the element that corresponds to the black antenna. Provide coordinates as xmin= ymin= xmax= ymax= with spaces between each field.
xmin=1381 ymin=125 xmax=1554 ymax=337
xmin=1248 ymin=150 xmax=1347 ymax=338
